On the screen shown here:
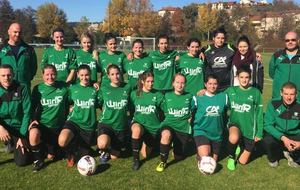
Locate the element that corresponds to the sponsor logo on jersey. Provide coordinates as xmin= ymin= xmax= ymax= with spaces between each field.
xmin=41 ymin=96 xmax=63 ymax=107
xmin=136 ymin=105 xmax=156 ymax=114
xmin=231 ymin=101 xmax=251 ymax=113
xmin=127 ymin=69 xmax=144 ymax=78
xmin=51 ymin=62 xmax=68 ymax=71
xmin=212 ymin=56 xmax=227 ymax=68
xmin=153 ymin=61 xmax=172 ymax=70
xmin=204 ymin=106 xmax=220 ymax=116
xmin=168 ymin=107 xmax=189 ymax=117
xmin=106 ymin=100 xmax=128 ymax=109
xmin=183 ymin=67 xmax=202 ymax=76
xmin=78 ymin=61 xmax=96 ymax=69
xmin=74 ymin=99 xmax=95 ymax=109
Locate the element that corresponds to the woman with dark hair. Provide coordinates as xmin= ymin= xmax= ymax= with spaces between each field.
xmin=99 ymin=33 xmax=126 ymax=85
xmin=232 ymin=35 xmax=264 ymax=93
xmin=130 ymin=70 xmax=164 ymax=170
xmin=176 ymin=38 xmax=205 ymax=94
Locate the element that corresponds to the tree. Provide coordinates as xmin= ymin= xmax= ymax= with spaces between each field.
xmin=230 ymin=5 xmax=251 ymax=32
xmin=182 ymin=3 xmax=198 ymax=32
xmin=170 ymin=9 xmax=186 ymax=44
xmin=14 ymin=6 xmax=37 ymax=42
xmin=138 ymin=11 xmax=162 ymax=37
xmin=0 ymin=0 xmax=15 ymax=40
xmin=278 ymin=15 xmax=296 ymax=40
xmin=76 ymin=16 xmax=90 ymax=38
xmin=36 ymin=2 xmax=67 ymax=39
xmin=159 ymin=11 xmax=172 ymax=36
xmin=64 ymin=23 xmax=77 ymax=43
xmin=197 ymin=4 xmax=219 ymax=41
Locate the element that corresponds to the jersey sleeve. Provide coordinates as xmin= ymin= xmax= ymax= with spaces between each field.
xmin=68 ymin=87 xmax=74 ymax=105
xmin=160 ymin=95 xmax=167 ymax=113
xmin=97 ymin=88 xmax=104 ymax=107
xmin=191 ymin=95 xmax=198 ymax=112
xmin=264 ymin=100 xmax=284 ymax=140
xmin=255 ymin=91 xmax=264 ymax=139
xmin=68 ymin=49 xmax=77 ymax=70
xmin=20 ymin=86 xmax=32 ymax=137
xmin=41 ymin=49 xmax=48 ymax=70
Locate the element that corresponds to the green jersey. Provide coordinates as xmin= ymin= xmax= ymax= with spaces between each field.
xmin=99 ymin=51 xmax=126 ymax=84
xmin=124 ymin=56 xmax=152 ymax=89
xmin=161 ymin=91 xmax=193 ymax=134
xmin=32 ymin=81 xmax=68 ymax=129
xmin=191 ymin=92 xmax=227 ymax=141
xmin=130 ymin=89 xmax=164 ymax=135
xmin=225 ymin=86 xmax=263 ymax=139
xmin=67 ymin=83 xmax=98 ymax=130
xmin=41 ymin=46 xmax=77 ymax=82
xmin=149 ymin=50 xmax=179 ymax=90
xmin=98 ymin=83 xmax=131 ymax=131
xmin=176 ymin=52 xmax=205 ymax=94
xmin=76 ymin=49 xmax=99 ymax=82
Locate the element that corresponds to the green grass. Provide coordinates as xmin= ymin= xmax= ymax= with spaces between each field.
xmin=1 ymin=51 xmax=299 ymax=190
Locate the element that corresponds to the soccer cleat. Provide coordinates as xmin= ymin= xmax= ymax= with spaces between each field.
xmin=33 ymin=160 xmax=44 ymax=172
xmin=5 ymin=142 xmax=14 ymax=154
xmin=235 ymin=145 xmax=241 ymax=156
xmin=227 ymin=158 xmax=236 ymax=171
xmin=99 ymin=150 xmax=109 ymax=163
xmin=132 ymin=160 xmax=140 ymax=170
xmin=283 ymin=151 xmax=299 ymax=168
xmin=67 ymin=155 xmax=75 ymax=167
xmin=268 ymin=160 xmax=279 ymax=168
xmin=156 ymin=162 xmax=166 ymax=172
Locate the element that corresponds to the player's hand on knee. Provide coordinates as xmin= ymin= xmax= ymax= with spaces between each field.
xmin=16 ymin=138 xmax=30 ymax=154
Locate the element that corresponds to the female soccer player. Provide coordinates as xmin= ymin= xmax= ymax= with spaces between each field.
xmin=176 ymin=38 xmax=205 ymax=95
xmin=156 ymin=73 xmax=193 ymax=172
xmin=58 ymin=65 xmax=99 ymax=167
xmin=124 ymin=39 xmax=152 ymax=89
xmin=97 ymin=64 xmax=131 ymax=163
xmin=41 ymin=28 xmax=77 ymax=83
xmin=232 ymin=36 xmax=264 ymax=92
xmin=29 ymin=64 xmax=69 ymax=171
xmin=99 ymin=33 xmax=126 ymax=84
xmin=130 ymin=71 xmax=164 ymax=170
xmin=192 ymin=74 xmax=227 ymax=163
xmin=76 ymin=31 xmax=100 ymax=82
xmin=225 ymin=64 xmax=263 ymax=170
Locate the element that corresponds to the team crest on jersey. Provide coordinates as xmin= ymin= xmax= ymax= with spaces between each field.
xmin=152 ymin=96 xmax=157 ymax=102
xmin=143 ymin=63 xmax=148 ymax=68
xmin=211 ymin=51 xmax=215 ymax=55
xmin=12 ymin=93 xmax=20 ymax=100
xmin=118 ymin=58 xmax=122 ymax=62
xmin=292 ymin=112 xmax=299 ymax=120
xmin=247 ymin=95 xmax=253 ymax=101
xmin=185 ymin=98 xmax=190 ymax=103
xmin=123 ymin=90 xmax=128 ymax=96
xmin=65 ymin=54 xmax=68 ymax=58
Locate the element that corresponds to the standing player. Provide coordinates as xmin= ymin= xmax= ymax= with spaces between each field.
xmin=29 ymin=64 xmax=69 ymax=171
xmin=124 ymin=39 xmax=152 ymax=89
xmin=99 ymin=33 xmax=126 ymax=85
xmin=225 ymin=64 xmax=263 ymax=170
xmin=41 ymin=28 xmax=77 ymax=83
xmin=176 ymin=38 xmax=205 ymax=95
xmin=58 ymin=65 xmax=98 ymax=167
xmin=97 ymin=64 xmax=131 ymax=162
xmin=130 ymin=71 xmax=164 ymax=170
xmin=76 ymin=31 xmax=100 ymax=82
xmin=192 ymin=74 xmax=227 ymax=163
xmin=156 ymin=74 xmax=193 ymax=172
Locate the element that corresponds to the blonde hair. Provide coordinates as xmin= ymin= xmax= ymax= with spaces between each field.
xmin=80 ymin=31 xmax=99 ymax=63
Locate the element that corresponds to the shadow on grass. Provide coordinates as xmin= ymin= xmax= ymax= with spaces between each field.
xmin=0 ymin=158 xmax=14 ymax=165
xmin=95 ymin=163 xmax=111 ymax=174
xmin=214 ymin=163 xmax=223 ymax=174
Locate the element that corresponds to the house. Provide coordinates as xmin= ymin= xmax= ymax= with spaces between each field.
xmin=158 ymin=6 xmax=181 ymax=17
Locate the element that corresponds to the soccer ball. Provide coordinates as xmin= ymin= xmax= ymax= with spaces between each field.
xmin=77 ymin=155 xmax=97 ymax=176
xmin=198 ymin=156 xmax=216 ymax=175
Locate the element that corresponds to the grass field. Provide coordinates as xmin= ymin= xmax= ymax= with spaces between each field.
xmin=0 ymin=50 xmax=299 ymax=190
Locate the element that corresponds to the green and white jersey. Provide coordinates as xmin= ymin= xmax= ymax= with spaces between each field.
xmin=161 ymin=91 xmax=193 ymax=134
xmin=98 ymin=82 xmax=131 ymax=131
xmin=225 ymin=86 xmax=263 ymax=140
xmin=32 ymin=81 xmax=69 ymax=129
xmin=41 ymin=46 xmax=77 ymax=82
xmin=149 ymin=50 xmax=179 ymax=91
xmin=124 ymin=56 xmax=152 ymax=89
xmin=76 ymin=49 xmax=99 ymax=82
xmin=191 ymin=92 xmax=227 ymax=141
xmin=99 ymin=51 xmax=126 ymax=84
xmin=67 ymin=83 xmax=98 ymax=130
xmin=130 ymin=89 xmax=164 ymax=135
xmin=176 ymin=52 xmax=205 ymax=95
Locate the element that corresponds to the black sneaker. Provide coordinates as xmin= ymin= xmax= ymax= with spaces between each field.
xmin=6 ymin=142 xmax=14 ymax=154
xmin=132 ymin=160 xmax=140 ymax=170
xmin=33 ymin=160 xmax=44 ymax=172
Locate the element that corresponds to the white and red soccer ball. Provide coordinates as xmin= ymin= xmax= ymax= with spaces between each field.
xmin=198 ymin=156 xmax=216 ymax=175
xmin=77 ymin=155 xmax=97 ymax=176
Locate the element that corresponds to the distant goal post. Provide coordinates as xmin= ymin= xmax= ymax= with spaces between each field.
xmin=116 ymin=36 xmax=155 ymax=51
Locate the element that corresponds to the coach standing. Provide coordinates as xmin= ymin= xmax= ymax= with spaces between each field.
xmin=269 ymin=31 xmax=300 ymax=98
xmin=0 ymin=23 xmax=37 ymax=88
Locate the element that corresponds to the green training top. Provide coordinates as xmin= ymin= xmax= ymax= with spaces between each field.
xmin=130 ymin=89 xmax=164 ymax=135
xmin=67 ymin=83 xmax=98 ymax=130
xmin=99 ymin=50 xmax=126 ymax=84
xmin=161 ymin=91 xmax=193 ymax=134
xmin=41 ymin=46 xmax=77 ymax=82
xmin=225 ymin=86 xmax=263 ymax=140
xmin=176 ymin=52 xmax=205 ymax=95
xmin=123 ymin=56 xmax=152 ymax=89
xmin=149 ymin=50 xmax=179 ymax=91
xmin=98 ymin=82 xmax=131 ymax=131
xmin=32 ymin=81 xmax=69 ymax=129
xmin=76 ymin=49 xmax=99 ymax=82
xmin=191 ymin=92 xmax=227 ymax=141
